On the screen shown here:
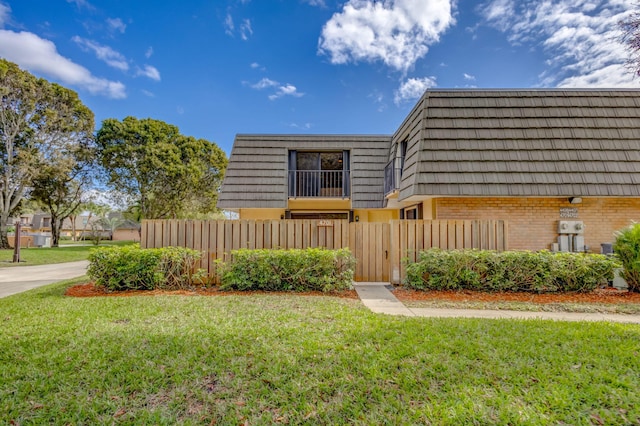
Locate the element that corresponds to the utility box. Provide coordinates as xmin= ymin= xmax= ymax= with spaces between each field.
xmin=558 ymin=221 xmax=585 ymax=235
xmin=32 ymin=235 xmax=51 ymax=248
xmin=573 ymin=235 xmax=585 ymax=252
xmin=558 ymin=235 xmax=570 ymax=252
xmin=613 ymin=268 xmax=629 ymax=290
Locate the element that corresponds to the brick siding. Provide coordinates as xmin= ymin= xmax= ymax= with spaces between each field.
xmin=435 ymin=197 xmax=640 ymax=252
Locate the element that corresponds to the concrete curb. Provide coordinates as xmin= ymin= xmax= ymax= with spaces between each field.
xmin=353 ymin=282 xmax=640 ymax=324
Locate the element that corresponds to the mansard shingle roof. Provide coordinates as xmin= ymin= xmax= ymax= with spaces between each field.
xmin=393 ymin=89 xmax=640 ymax=199
xmin=217 ymin=134 xmax=391 ymax=209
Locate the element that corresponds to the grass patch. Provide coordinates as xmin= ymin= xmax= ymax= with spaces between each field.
xmin=0 ymin=241 xmax=136 ymax=266
xmin=1 ymin=282 xmax=640 ymax=424
xmin=403 ymin=299 xmax=640 ymax=314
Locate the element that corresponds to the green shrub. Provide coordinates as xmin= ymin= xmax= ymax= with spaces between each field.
xmin=405 ymin=249 xmax=619 ymax=293
xmin=614 ymin=222 xmax=640 ymax=292
xmin=88 ymin=244 xmax=205 ymax=291
xmin=218 ymin=248 xmax=355 ymax=292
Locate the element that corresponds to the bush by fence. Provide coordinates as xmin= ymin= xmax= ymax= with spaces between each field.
xmin=614 ymin=223 xmax=640 ymax=292
xmin=88 ymin=245 xmax=205 ymax=291
xmin=404 ymin=249 xmax=619 ymax=293
xmin=218 ymin=248 xmax=355 ymax=292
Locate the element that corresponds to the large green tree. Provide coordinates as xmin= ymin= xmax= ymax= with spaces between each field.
xmin=0 ymin=59 xmax=94 ymax=248
xmin=96 ymin=117 xmax=227 ymax=220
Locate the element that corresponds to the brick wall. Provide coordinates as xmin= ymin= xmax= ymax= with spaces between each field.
xmin=435 ymin=197 xmax=640 ymax=251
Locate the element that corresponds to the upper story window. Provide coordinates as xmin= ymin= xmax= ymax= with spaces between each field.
xmin=288 ymin=150 xmax=350 ymax=198
xmin=384 ymin=139 xmax=408 ymax=196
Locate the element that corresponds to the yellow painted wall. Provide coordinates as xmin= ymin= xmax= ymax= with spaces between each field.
xmin=422 ymin=199 xmax=435 ymax=219
xmin=288 ymin=199 xmax=351 ymax=210
xmin=353 ymin=209 xmax=398 ymax=222
xmin=238 ymin=209 xmax=284 ymax=220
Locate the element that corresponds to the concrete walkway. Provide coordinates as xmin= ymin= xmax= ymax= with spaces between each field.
xmin=0 ymin=260 xmax=89 ymax=298
xmin=353 ymin=282 xmax=640 ymax=324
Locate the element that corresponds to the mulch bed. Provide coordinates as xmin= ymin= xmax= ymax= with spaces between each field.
xmin=393 ymin=287 xmax=640 ymax=304
xmin=64 ymin=283 xmax=640 ymax=304
xmin=65 ymin=283 xmax=359 ymax=299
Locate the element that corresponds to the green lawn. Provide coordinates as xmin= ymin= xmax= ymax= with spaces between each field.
xmin=403 ymin=298 xmax=640 ymax=314
xmin=0 ymin=240 xmax=136 ymax=266
xmin=1 ymin=281 xmax=640 ymax=424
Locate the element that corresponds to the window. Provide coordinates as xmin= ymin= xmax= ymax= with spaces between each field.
xmin=384 ymin=140 xmax=408 ymax=196
xmin=402 ymin=204 xmax=422 ymax=220
xmin=288 ymin=150 xmax=350 ymax=197
xmin=400 ymin=140 xmax=408 ymax=175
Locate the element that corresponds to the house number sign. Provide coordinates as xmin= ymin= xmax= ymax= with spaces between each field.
xmin=559 ymin=208 xmax=578 ymax=218
xmin=318 ymin=220 xmax=333 ymax=226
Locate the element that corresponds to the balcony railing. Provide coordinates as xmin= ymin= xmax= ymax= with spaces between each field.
xmin=288 ymin=170 xmax=350 ymax=198
xmin=384 ymin=157 xmax=403 ymax=196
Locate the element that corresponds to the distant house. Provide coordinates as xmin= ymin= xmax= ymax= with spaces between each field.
xmin=218 ymin=89 xmax=640 ymax=252
xmin=26 ymin=212 xmax=140 ymax=241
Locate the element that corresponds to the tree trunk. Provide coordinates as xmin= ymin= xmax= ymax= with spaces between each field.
xmin=50 ymin=215 xmax=62 ymax=248
xmin=0 ymin=213 xmax=11 ymax=250
xmin=70 ymin=215 xmax=77 ymax=242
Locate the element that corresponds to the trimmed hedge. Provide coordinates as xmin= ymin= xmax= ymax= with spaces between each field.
xmin=88 ymin=245 xmax=206 ymax=291
xmin=614 ymin=222 xmax=640 ymax=292
xmin=218 ymin=248 xmax=355 ymax=292
xmin=404 ymin=249 xmax=620 ymax=293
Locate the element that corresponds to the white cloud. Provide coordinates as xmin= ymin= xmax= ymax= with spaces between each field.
xmin=240 ymin=19 xmax=252 ymax=40
xmin=479 ymin=0 xmax=515 ymax=32
xmin=0 ymin=2 xmax=10 ymax=27
xmin=141 ymin=89 xmax=155 ymax=97
xmin=479 ymin=0 xmax=640 ymax=88
xmin=145 ymin=46 xmax=154 ymax=58
xmin=136 ymin=64 xmax=160 ymax=81
xmin=250 ymin=62 xmax=259 ymax=68
xmin=251 ymin=77 xmax=278 ymax=89
xmin=72 ymin=36 xmax=129 ymax=71
xmin=303 ymin=0 xmax=327 ymax=7
xmin=66 ymin=0 xmax=94 ymax=10
xmin=0 ymin=29 xmax=125 ymax=98
xmin=289 ymin=122 xmax=313 ymax=129
xmin=318 ymin=0 xmax=456 ymax=73
xmin=368 ymin=90 xmax=387 ymax=112
xmin=463 ymin=72 xmax=476 ymax=81
xmin=106 ymin=17 xmax=126 ymax=34
xmin=269 ymin=84 xmax=303 ymax=100
xmin=224 ymin=13 xmax=234 ymax=36
xmin=394 ymin=76 xmax=437 ymax=104
xmin=249 ymin=77 xmax=304 ymax=100
xmin=225 ymin=14 xmax=252 ymax=40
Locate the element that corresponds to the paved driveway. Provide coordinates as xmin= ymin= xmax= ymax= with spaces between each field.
xmin=0 ymin=260 xmax=89 ymax=298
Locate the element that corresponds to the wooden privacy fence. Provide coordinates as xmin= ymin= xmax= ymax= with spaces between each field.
xmin=141 ymin=219 xmax=508 ymax=284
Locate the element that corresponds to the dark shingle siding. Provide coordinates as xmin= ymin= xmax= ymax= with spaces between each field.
xmin=218 ymin=134 xmax=391 ymax=209
xmin=393 ymin=89 xmax=640 ymax=199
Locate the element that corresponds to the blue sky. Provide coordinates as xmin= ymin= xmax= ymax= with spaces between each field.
xmin=0 ymin=0 xmax=637 ymax=154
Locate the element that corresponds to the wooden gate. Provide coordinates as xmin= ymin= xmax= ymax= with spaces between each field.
xmin=350 ymin=222 xmax=390 ymax=282
xmin=141 ymin=219 xmax=507 ymax=284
